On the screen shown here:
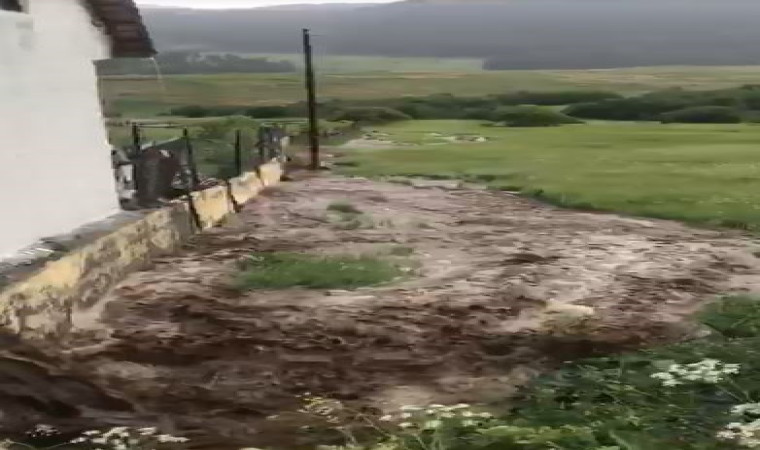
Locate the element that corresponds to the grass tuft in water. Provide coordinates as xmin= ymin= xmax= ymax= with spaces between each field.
xmin=237 ymin=252 xmax=402 ymax=290
xmin=327 ymin=201 xmax=363 ymax=215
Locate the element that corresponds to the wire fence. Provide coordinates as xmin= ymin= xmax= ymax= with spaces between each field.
xmin=113 ymin=123 xmax=287 ymax=210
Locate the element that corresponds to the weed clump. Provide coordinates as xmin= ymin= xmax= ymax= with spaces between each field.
xmin=328 ymin=201 xmax=363 ymax=215
xmin=237 ymin=252 xmax=402 ymax=290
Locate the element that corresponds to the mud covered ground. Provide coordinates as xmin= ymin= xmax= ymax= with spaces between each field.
xmin=7 ymin=175 xmax=760 ymax=448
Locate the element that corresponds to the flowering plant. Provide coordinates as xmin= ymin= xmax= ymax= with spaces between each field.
xmin=650 ymin=359 xmax=740 ymax=386
xmin=68 ymin=427 xmax=189 ymax=450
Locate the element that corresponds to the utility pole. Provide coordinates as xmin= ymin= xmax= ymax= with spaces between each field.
xmin=303 ymin=28 xmax=320 ymax=170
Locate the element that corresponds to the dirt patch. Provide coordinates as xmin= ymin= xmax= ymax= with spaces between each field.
xmin=4 ymin=176 xmax=760 ymax=448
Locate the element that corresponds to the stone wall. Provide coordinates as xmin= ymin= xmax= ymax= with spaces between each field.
xmin=0 ymin=163 xmax=283 ymax=339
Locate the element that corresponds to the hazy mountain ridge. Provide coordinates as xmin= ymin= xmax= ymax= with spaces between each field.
xmin=141 ymin=0 xmax=760 ymax=69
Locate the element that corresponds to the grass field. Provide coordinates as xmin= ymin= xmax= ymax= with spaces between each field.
xmin=102 ymin=65 xmax=760 ymax=117
xmin=340 ymin=120 xmax=760 ymax=230
xmin=242 ymin=53 xmax=485 ymax=73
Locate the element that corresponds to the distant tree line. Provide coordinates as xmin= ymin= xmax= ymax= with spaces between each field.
xmin=97 ymin=51 xmax=296 ymax=76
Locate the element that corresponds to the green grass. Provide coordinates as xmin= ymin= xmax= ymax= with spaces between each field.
xmin=101 ymin=66 xmax=760 ymax=117
xmin=388 ymin=246 xmax=415 ymax=257
xmin=327 ymin=201 xmax=363 ymax=215
xmin=238 ymin=54 xmax=485 ymax=73
xmin=503 ymin=295 xmax=760 ymax=449
xmin=340 ymin=120 xmax=760 ymax=230
xmin=310 ymin=296 xmax=760 ymax=449
xmin=699 ymin=296 xmax=760 ymax=338
xmin=237 ymin=252 xmax=402 ymax=290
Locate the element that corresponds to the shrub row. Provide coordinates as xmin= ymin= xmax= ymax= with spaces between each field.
xmin=166 ymin=90 xmax=616 ymax=125
xmin=564 ymin=85 xmax=760 ymax=123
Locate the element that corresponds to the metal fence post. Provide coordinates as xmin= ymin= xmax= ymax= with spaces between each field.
xmin=182 ymin=128 xmax=200 ymax=188
xmin=234 ymin=129 xmax=243 ymax=177
xmin=257 ymin=126 xmax=266 ymax=164
xmin=131 ymin=123 xmax=142 ymax=198
xmin=179 ymin=128 xmax=202 ymax=230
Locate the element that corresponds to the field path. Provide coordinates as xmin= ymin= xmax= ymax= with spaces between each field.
xmin=55 ymin=175 xmax=760 ymax=447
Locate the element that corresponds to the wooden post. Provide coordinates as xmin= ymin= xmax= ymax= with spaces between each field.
xmin=130 ymin=123 xmax=142 ymax=198
xmin=182 ymin=128 xmax=200 ymax=187
xmin=234 ymin=129 xmax=243 ymax=176
xmin=303 ymin=28 xmax=320 ymax=170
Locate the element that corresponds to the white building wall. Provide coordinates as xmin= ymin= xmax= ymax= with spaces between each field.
xmin=0 ymin=0 xmax=118 ymax=257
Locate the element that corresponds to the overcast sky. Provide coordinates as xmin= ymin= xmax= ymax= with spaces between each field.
xmin=137 ymin=0 xmax=398 ymax=8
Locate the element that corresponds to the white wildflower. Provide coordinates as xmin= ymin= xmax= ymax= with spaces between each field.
xmin=399 ymin=422 xmax=414 ymax=429
xmin=439 ymin=412 xmax=455 ymax=418
xmin=653 ymin=360 xmax=740 ymax=386
xmin=719 ymin=419 xmax=760 ymax=448
xmin=400 ymin=413 xmax=413 ymax=419
xmin=461 ymin=411 xmax=475 ymax=417
xmin=718 ymin=430 xmax=737 ymax=439
xmin=32 ymin=425 xmax=57 ymax=435
xmin=103 ymin=427 xmax=129 ymax=438
xmin=725 ymin=364 xmax=742 ymax=374
xmin=84 ymin=430 xmax=101 ymax=436
xmin=453 ymin=404 xmax=470 ymax=409
xmin=157 ymin=435 xmax=189 ymax=443
xmin=429 ymin=404 xmax=445 ymax=409
xmin=461 ymin=420 xmax=477 ymax=427
xmin=138 ymin=427 xmax=157 ymax=436
xmin=379 ymin=415 xmax=394 ymax=422
xmin=115 ymin=444 xmax=127 ymax=450
xmin=731 ymin=403 xmax=760 ymax=416
xmin=423 ymin=420 xmax=442 ymax=430
xmin=400 ymin=405 xmax=422 ymax=411
xmin=70 ymin=437 xmax=87 ymax=443
xmin=479 ymin=412 xmax=493 ymax=419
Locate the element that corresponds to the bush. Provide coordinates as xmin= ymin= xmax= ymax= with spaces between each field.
xmin=244 ymin=105 xmax=293 ymax=119
xmin=168 ymin=105 xmax=244 ymax=118
xmin=493 ymin=106 xmax=584 ymax=127
xmin=497 ymin=90 xmax=623 ymax=106
xmin=564 ymin=87 xmax=760 ymax=122
xmin=564 ymin=97 xmax=693 ymax=121
xmin=463 ymin=107 xmax=500 ymax=120
xmin=331 ymin=107 xmax=412 ymax=124
xmin=194 ymin=116 xmax=255 ymax=140
xmin=660 ymin=106 xmax=744 ymax=124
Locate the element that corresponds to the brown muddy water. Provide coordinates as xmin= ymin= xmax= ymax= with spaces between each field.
xmin=4 ymin=175 xmax=760 ymax=449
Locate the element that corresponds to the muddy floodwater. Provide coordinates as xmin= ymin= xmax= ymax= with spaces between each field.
xmin=4 ymin=176 xmax=760 ymax=449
